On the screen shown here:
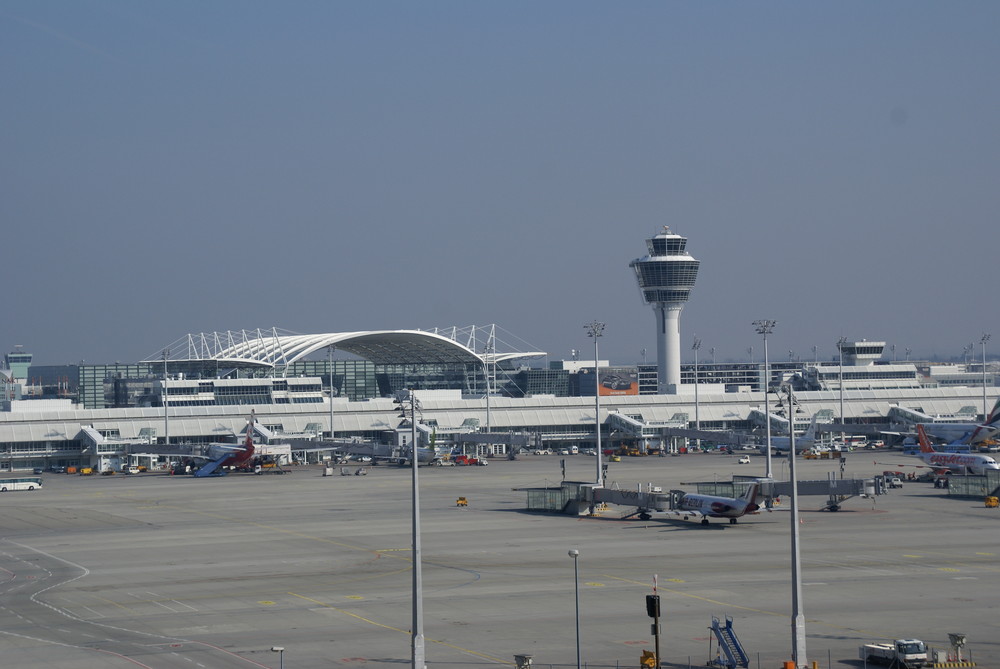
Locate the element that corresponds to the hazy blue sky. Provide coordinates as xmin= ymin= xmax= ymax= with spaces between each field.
xmin=3 ymin=2 xmax=999 ymax=367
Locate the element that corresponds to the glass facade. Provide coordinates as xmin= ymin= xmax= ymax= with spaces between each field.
xmin=286 ymin=360 xmax=377 ymax=401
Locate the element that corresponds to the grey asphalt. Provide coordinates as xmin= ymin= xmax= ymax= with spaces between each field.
xmin=1 ymin=452 xmax=997 ymax=668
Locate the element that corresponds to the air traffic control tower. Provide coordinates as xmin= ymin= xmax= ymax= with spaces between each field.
xmin=630 ymin=227 xmax=700 ymax=394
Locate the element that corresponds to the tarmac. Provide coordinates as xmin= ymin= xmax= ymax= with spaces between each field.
xmin=1 ymin=451 xmax=998 ymax=668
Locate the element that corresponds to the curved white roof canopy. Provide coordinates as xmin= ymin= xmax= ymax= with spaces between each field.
xmin=154 ymin=329 xmax=546 ymax=369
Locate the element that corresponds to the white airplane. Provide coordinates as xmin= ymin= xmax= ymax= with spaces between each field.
xmin=663 ymin=482 xmax=761 ymax=525
xmin=761 ymin=415 xmax=821 ymax=454
xmin=919 ymin=398 xmax=1000 ymax=446
xmin=916 ymin=424 xmax=1000 ymax=475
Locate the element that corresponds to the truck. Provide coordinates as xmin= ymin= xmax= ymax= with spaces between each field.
xmin=453 ymin=454 xmax=488 ymax=466
xmin=858 ymin=639 xmax=927 ymax=668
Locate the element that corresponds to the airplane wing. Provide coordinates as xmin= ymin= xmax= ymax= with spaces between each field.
xmin=129 ymin=449 xmax=213 ymax=461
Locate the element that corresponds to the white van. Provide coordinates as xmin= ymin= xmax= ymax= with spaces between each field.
xmin=569 ymin=445 xmax=579 ymax=455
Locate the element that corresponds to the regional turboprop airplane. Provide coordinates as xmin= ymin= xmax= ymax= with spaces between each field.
xmin=663 ymin=482 xmax=761 ymax=525
xmin=915 ymin=425 xmax=1000 ymax=475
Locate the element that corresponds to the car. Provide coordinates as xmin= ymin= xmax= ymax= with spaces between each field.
xmin=32 ymin=467 xmax=44 ymax=475
xmin=601 ymin=375 xmax=632 ymax=390
xmin=738 ymin=455 xmax=751 ymax=464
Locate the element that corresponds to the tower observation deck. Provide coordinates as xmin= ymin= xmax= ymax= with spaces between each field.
xmin=629 ymin=227 xmax=700 ymax=394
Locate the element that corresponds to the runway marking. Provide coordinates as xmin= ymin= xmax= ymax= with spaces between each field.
xmin=939 ymin=567 xmax=960 ymax=572
xmin=346 ymin=595 xmax=364 ymax=599
xmin=259 ymin=601 xmax=276 ymax=605
xmin=289 ymin=591 xmax=509 ymax=664
xmin=903 ymin=554 xmax=923 ymax=558
xmin=602 ymin=573 xmax=784 ymax=618
xmin=0 ymin=629 xmax=156 ymax=667
xmin=975 ymin=552 xmax=995 ymax=556
xmin=584 ymin=581 xmax=605 ymax=587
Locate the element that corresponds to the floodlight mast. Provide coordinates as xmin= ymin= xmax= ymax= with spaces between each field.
xmin=982 ymin=334 xmax=991 ymax=420
xmin=753 ymin=320 xmax=776 ymax=478
xmin=585 ymin=321 xmax=605 ymax=486
xmin=778 ymin=385 xmax=808 ymax=668
xmin=692 ymin=337 xmax=702 ymax=449
xmin=395 ymin=390 xmax=426 ymax=669
xmin=837 ymin=337 xmax=847 ymax=449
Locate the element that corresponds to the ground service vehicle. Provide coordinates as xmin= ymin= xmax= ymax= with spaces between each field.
xmin=859 ymin=639 xmax=927 ymax=668
xmin=0 ymin=476 xmax=43 ymax=491
xmin=453 ymin=455 xmax=487 ymax=466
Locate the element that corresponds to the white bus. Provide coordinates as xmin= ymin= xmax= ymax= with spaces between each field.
xmin=0 ymin=476 xmax=43 ymax=492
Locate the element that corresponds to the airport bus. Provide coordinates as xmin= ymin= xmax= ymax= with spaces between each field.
xmin=0 ymin=476 xmax=43 ymax=492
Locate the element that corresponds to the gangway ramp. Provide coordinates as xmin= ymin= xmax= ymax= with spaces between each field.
xmin=192 ymin=452 xmax=230 ymax=478
xmin=709 ymin=616 xmax=749 ymax=669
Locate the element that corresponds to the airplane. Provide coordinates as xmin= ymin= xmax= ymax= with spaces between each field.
xmin=761 ymin=415 xmax=822 ymax=454
xmin=918 ymin=398 xmax=1000 ymax=446
xmin=134 ymin=412 xmax=259 ymax=477
xmin=914 ymin=424 xmax=1000 ymax=475
xmin=662 ymin=482 xmax=761 ymax=525
xmin=189 ymin=412 xmax=258 ymax=477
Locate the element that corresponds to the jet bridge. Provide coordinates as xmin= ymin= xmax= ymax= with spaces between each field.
xmin=697 ymin=474 xmax=878 ymax=511
xmin=606 ymin=411 xmax=754 ymax=450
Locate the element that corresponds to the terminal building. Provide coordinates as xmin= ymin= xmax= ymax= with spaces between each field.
xmin=1 ymin=330 xmax=998 ymax=474
xmin=3 ymin=231 xmax=997 ymax=474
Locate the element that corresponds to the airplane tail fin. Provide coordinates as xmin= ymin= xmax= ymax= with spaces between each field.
xmin=246 ymin=410 xmax=256 ymax=444
xmin=803 ymin=414 xmax=819 ymax=441
xmin=742 ymin=482 xmax=760 ymax=513
xmin=987 ymin=398 xmax=1000 ymax=425
xmin=916 ymin=425 xmax=936 ymax=453
xmin=240 ymin=411 xmax=256 ymax=463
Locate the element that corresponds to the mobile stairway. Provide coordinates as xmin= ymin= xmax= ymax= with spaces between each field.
xmin=192 ymin=453 xmax=230 ymax=478
xmin=709 ymin=616 xmax=749 ymax=669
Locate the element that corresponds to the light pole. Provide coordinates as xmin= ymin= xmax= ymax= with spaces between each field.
xmin=396 ymin=390 xmax=425 ymax=669
xmin=271 ymin=646 xmax=284 ymax=669
xmin=328 ymin=345 xmax=336 ymax=442
xmin=484 ymin=329 xmax=495 ymax=433
xmin=585 ymin=322 xmax=605 ymax=486
xmin=753 ymin=321 xmax=776 ymax=478
xmin=981 ymin=334 xmax=991 ymax=419
xmin=777 ymin=385 xmax=808 ymax=668
xmin=162 ymin=348 xmax=170 ymax=446
xmin=568 ymin=549 xmax=581 ymax=669
xmin=837 ymin=337 xmax=847 ymax=450
xmin=692 ymin=337 xmax=702 ymax=448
